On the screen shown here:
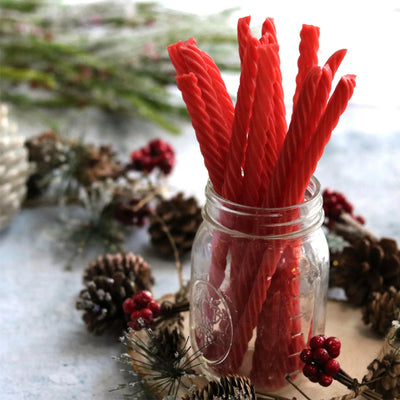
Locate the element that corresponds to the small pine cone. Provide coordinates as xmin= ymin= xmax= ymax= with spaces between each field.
xmin=25 ymin=131 xmax=68 ymax=198
xmin=25 ymin=131 xmax=65 ymax=168
xmin=76 ymin=144 xmax=122 ymax=187
xmin=331 ymin=237 xmax=400 ymax=307
xmin=83 ymin=253 xmax=154 ymax=291
xmin=365 ymin=352 xmax=400 ymax=399
xmin=148 ymin=193 xmax=202 ymax=256
xmin=151 ymin=325 xmax=186 ymax=363
xmin=77 ymin=253 xmax=154 ymax=334
xmin=362 ymin=287 xmax=400 ymax=336
xmin=183 ymin=376 xmax=256 ymax=400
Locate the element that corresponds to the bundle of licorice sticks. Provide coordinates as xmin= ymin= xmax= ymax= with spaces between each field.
xmin=168 ymin=16 xmax=355 ymax=389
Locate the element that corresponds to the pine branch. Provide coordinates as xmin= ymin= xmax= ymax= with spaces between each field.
xmin=0 ymin=0 xmax=238 ymax=133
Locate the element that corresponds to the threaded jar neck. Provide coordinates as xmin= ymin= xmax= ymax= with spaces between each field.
xmin=203 ymin=176 xmax=324 ymax=239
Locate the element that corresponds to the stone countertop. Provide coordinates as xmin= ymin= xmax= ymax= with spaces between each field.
xmin=1 ymin=104 xmax=400 ymax=400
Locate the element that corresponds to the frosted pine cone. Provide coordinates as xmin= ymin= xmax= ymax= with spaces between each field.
xmin=75 ymin=144 xmax=122 ymax=187
xmin=25 ymin=130 xmax=68 ymax=198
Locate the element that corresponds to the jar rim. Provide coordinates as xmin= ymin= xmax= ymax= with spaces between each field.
xmin=205 ymin=175 xmax=321 ymax=213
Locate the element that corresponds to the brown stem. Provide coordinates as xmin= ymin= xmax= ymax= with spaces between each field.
xmin=151 ymin=211 xmax=183 ymax=291
xmin=330 ymin=212 xmax=377 ymax=244
xmin=131 ymin=188 xmax=160 ymax=212
xmin=334 ymin=369 xmax=382 ymax=400
xmin=154 ymin=300 xmax=190 ymax=327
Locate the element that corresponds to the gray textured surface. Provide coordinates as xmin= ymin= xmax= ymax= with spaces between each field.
xmin=2 ymin=105 xmax=400 ymax=399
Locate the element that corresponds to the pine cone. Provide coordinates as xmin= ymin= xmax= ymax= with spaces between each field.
xmin=25 ymin=131 xmax=68 ymax=198
xmin=331 ymin=238 xmax=400 ymax=307
xmin=25 ymin=131 xmax=64 ymax=165
xmin=362 ymin=287 xmax=400 ymax=336
xmin=183 ymin=376 xmax=256 ymax=400
xmin=77 ymin=253 xmax=154 ymax=334
xmin=365 ymin=352 xmax=400 ymax=399
xmin=148 ymin=193 xmax=202 ymax=256
xmin=151 ymin=325 xmax=186 ymax=363
xmin=75 ymin=144 xmax=122 ymax=187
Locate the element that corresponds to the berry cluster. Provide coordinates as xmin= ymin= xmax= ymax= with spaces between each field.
xmin=322 ymin=189 xmax=365 ymax=226
xmin=130 ymin=139 xmax=175 ymax=175
xmin=300 ymin=335 xmax=341 ymax=387
xmin=123 ymin=290 xmax=161 ymax=330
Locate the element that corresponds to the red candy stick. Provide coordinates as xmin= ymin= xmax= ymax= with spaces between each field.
xmin=261 ymin=17 xmax=278 ymax=43
xmin=251 ymin=247 xmax=303 ymax=388
xmin=264 ymin=66 xmax=322 ymax=207
xmin=175 ymin=73 xmax=225 ymax=191
xmin=168 ymin=18 xmax=354 ymax=390
xmin=237 ymin=16 xmax=254 ymax=65
xmin=284 ymin=74 xmax=356 ymax=205
xmin=293 ymin=24 xmax=320 ymax=108
xmin=167 ymin=38 xmax=197 ymax=75
xmin=240 ymin=44 xmax=279 ymax=206
xmin=324 ymin=49 xmax=347 ymax=76
xmin=221 ymin=243 xmax=283 ymax=373
xmin=222 ymin=35 xmax=259 ymax=202
xmin=180 ymin=45 xmax=230 ymax=170
xmin=260 ymin=19 xmax=287 ymax=156
xmin=258 ymin=41 xmax=287 ymax=198
xmin=201 ymin=49 xmax=235 ymax=134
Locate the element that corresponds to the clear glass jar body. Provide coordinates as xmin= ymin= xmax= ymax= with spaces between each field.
xmin=190 ymin=176 xmax=329 ymax=391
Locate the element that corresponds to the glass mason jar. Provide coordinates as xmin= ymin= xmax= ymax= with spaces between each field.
xmin=190 ymin=176 xmax=329 ymax=392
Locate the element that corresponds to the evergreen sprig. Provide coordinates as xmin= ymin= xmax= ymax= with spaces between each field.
xmin=114 ymin=327 xmax=204 ymax=399
xmin=0 ymin=0 xmax=238 ymax=133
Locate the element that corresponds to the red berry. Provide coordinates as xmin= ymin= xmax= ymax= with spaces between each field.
xmin=133 ymin=290 xmax=153 ymax=309
xmin=356 ymin=215 xmax=366 ymax=225
xmin=147 ymin=300 xmax=161 ymax=317
xmin=300 ymin=348 xmax=313 ymax=364
xmin=324 ymin=359 xmax=340 ymax=376
xmin=128 ymin=320 xmax=142 ymax=331
xmin=324 ymin=336 xmax=341 ymax=358
xmin=138 ymin=308 xmax=154 ymax=325
xmin=309 ymin=373 xmax=321 ymax=383
xmin=303 ymin=364 xmax=319 ymax=379
xmin=312 ymin=348 xmax=330 ymax=366
xmin=123 ymin=297 xmax=137 ymax=314
xmin=309 ymin=334 xmax=327 ymax=349
xmin=130 ymin=309 xmax=140 ymax=321
xmin=319 ymin=374 xmax=333 ymax=387
xmin=130 ymin=139 xmax=175 ymax=175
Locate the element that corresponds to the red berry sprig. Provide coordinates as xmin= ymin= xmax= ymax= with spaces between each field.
xmin=123 ymin=290 xmax=161 ymax=330
xmin=130 ymin=139 xmax=175 ymax=175
xmin=322 ymin=189 xmax=365 ymax=226
xmin=300 ymin=334 xmax=341 ymax=387
xmin=115 ymin=197 xmax=151 ymax=227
